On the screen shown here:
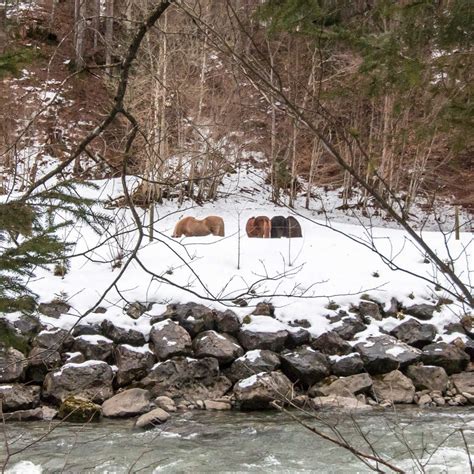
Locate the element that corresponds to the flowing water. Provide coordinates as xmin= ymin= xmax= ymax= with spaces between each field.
xmin=2 ymin=407 xmax=473 ymax=473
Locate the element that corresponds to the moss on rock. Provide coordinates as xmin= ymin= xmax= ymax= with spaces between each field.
xmin=58 ymin=396 xmax=102 ymax=423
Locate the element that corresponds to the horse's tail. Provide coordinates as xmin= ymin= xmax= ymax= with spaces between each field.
xmin=172 ymin=221 xmax=180 ymax=238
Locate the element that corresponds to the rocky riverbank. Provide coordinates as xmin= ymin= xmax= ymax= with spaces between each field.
xmin=1 ymin=299 xmax=473 ymax=427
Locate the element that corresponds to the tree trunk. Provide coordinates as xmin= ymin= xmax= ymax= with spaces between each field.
xmin=0 ymin=4 xmax=6 ymax=55
xmin=105 ymin=0 xmax=114 ymax=74
xmin=75 ymin=0 xmax=87 ymax=70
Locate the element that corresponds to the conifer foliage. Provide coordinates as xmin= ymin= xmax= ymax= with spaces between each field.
xmin=0 ymin=181 xmax=111 ymax=312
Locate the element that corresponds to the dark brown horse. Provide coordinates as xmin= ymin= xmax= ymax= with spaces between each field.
xmin=172 ymin=216 xmax=225 ymax=237
xmin=286 ymin=216 xmax=302 ymax=238
xmin=246 ymin=216 xmax=271 ymax=238
xmin=271 ymin=216 xmax=287 ymax=238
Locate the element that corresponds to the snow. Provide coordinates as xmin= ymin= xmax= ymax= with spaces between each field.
xmin=238 ymin=350 xmax=262 ymax=363
xmin=385 ymin=346 xmax=406 ymax=357
xmin=1 ymin=166 xmax=471 ymax=344
xmin=237 ymin=373 xmax=261 ymax=388
xmin=121 ymin=344 xmax=153 ymax=354
xmin=52 ymin=360 xmax=108 ymax=377
xmin=76 ymin=335 xmax=113 ymax=344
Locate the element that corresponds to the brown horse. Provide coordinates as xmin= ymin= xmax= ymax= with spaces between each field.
xmin=246 ymin=216 xmax=271 ymax=238
xmin=172 ymin=216 xmax=225 ymax=238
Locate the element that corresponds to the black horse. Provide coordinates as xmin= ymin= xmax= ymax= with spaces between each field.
xmin=286 ymin=216 xmax=302 ymax=238
xmin=271 ymin=216 xmax=287 ymax=238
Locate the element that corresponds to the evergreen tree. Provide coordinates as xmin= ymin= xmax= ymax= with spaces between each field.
xmin=0 ymin=181 xmax=111 ymax=313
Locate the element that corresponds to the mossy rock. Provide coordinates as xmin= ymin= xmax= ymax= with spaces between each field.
xmin=0 ymin=47 xmax=41 ymax=79
xmin=0 ymin=319 xmax=30 ymax=354
xmin=58 ymin=396 xmax=102 ymax=423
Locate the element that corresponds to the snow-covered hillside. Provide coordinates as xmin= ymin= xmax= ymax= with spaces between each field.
xmin=6 ymin=166 xmax=471 ymax=348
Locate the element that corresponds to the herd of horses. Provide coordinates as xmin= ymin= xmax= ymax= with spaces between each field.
xmin=172 ymin=215 xmax=302 ymax=238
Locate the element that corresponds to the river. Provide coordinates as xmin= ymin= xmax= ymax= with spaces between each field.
xmin=2 ymin=407 xmax=473 ymax=473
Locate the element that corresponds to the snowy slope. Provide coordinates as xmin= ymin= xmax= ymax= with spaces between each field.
xmin=6 ymin=166 xmax=470 ymax=347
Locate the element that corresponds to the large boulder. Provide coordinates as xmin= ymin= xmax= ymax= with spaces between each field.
xmin=0 ymin=346 xmax=26 ymax=382
xmin=311 ymin=331 xmax=352 ymax=356
xmin=43 ymin=360 xmax=114 ymax=404
xmin=311 ymin=395 xmax=371 ymax=411
xmin=72 ymin=323 xmax=102 ymax=337
xmin=135 ymin=408 xmax=170 ymax=429
xmin=153 ymin=303 xmax=215 ymax=337
xmin=285 ymin=328 xmax=311 ymax=349
xmin=214 ymin=310 xmax=240 ymax=335
xmin=333 ymin=316 xmax=366 ymax=341
xmin=0 ymin=384 xmax=40 ymax=412
xmin=421 ymin=342 xmax=469 ymax=375
xmin=149 ymin=319 xmax=192 ymax=360
xmin=404 ymin=304 xmax=437 ymax=321
xmin=406 ymin=365 xmax=449 ymax=393
xmin=72 ymin=335 xmax=115 ymax=363
xmin=193 ymin=331 xmax=244 ymax=365
xmin=102 ymin=388 xmax=151 ymax=417
xmin=238 ymin=317 xmax=288 ymax=352
xmin=390 ymin=319 xmax=436 ymax=349
xmin=0 ymin=319 xmax=30 ymax=354
xmin=3 ymin=408 xmax=45 ymax=422
xmin=358 ymin=300 xmax=382 ymax=321
xmin=139 ymin=356 xmax=231 ymax=401
xmin=227 ymin=349 xmax=280 ymax=383
xmin=313 ymin=373 xmax=373 ymax=398
xmin=451 ymin=372 xmax=474 ymax=400
xmin=233 ymin=371 xmax=293 ymax=410
xmin=330 ymin=353 xmax=365 ymax=376
xmin=280 ymin=346 xmax=330 ymax=387
xmin=100 ymin=320 xmax=147 ymax=346
xmin=114 ymin=344 xmax=156 ymax=386
xmin=33 ymin=328 xmax=74 ymax=352
xmin=355 ymin=335 xmax=421 ymax=374
xmin=38 ymin=301 xmax=71 ymax=318
xmin=58 ymin=396 xmax=101 ymax=423
xmin=372 ymin=370 xmax=415 ymax=404
xmin=26 ymin=346 xmax=62 ymax=383
xmin=6 ymin=314 xmax=43 ymax=341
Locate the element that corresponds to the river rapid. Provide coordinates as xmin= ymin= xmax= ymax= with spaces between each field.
xmin=2 ymin=407 xmax=473 ymax=473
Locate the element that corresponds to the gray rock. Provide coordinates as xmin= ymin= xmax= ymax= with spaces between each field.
xmin=125 ymin=302 xmax=152 ymax=319
xmin=330 ymin=353 xmax=365 ymax=376
xmin=252 ymin=302 xmax=275 ymax=317
xmin=311 ymin=331 xmax=352 ymax=356
xmin=214 ymin=310 xmax=240 ymax=335
xmin=26 ymin=346 xmax=62 ymax=383
xmin=153 ymin=303 xmax=215 ymax=337
xmin=406 ymin=365 xmax=449 ymax=393
xmin=102 ymin=388 xmax=151 ymax=417
xmin=43 ymin=360 xmax=114 ymax=404
xmin=280 ymin=346 xmax=330 ymax=387
xmin=72 ymin=335 xmax=114 ymax=363
xmin=115 ymin=344 xmax=156 ymax=387
xmin=285 ymin=328 xmax=311 ymax=349
xmin=101 ymin=320 xmax=147 ymax=346
xmin=333 ymin=316 xmax=366 ymax=340
xmin=139 ymin=356 xmax=231 ymax=401
xmin=311 ymin=395 xmax=371 ymax=411
xmin=38 ymin=301 xmax=71 ymax=318
xmin=33 ymin=328 xmax=74 ymax=352
xmin=72 ymin=324 xmax=102 ymax=337
xmin=355 ymin=335 xmax=421 ymax=374
xmin=451 ymin=372 xmax=474 ymax=398
xmin=0 ymin=384 xmax=40 ymax=412
xmin=3 ymin=407 xmax=44 ymax=421
xmin=372 ymin=370 xmax=415 ymax=404
xmin=390 ymin=319 xmax=436 ymax=349
xmin=314 ymin=373 xmax=373 ymax=398
xmin=359 ymin=301 xmax=382 ymax=321
xmin=135 ymin=407 xmax=170 ymax=428
xmin=155 ymin=396 xmax=176 ymax=412
xmin=404 ymin=304 xmax=437 ymax=321
xmin=0 ymin=347 xmax=26 ymax=382
xmin=9 ymin=314 xmax=43 ymax=339
xmin=150 ymin=319 xmax=192 ymax=360
xmin=204 ymin=399 xmax=231 ymax=410
xmin=421 ymin=342 xmax=469 ymax=375
xmin=63 ymin=352 xmax=86 ymax=364
xmin=233 ymin=371 xmax=293 ymax=410
xmin=193 ymin=330 xmax=244 ymax=365
xmin=238 ymin=323 xmax=288 ymax=352
xmin=227 ymin=349 xmax=280 ymax=383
